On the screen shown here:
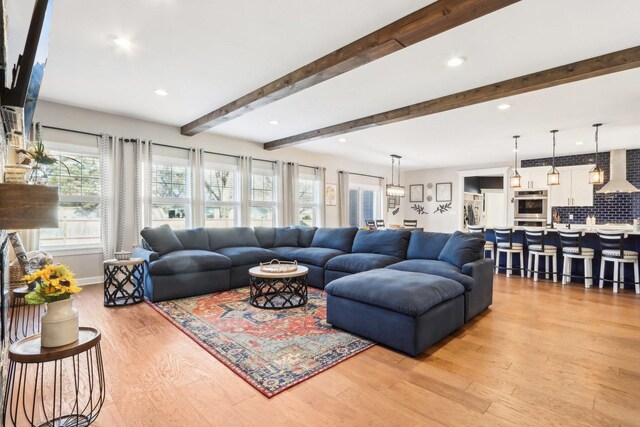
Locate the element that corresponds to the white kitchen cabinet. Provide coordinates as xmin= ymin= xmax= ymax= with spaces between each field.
xmin=548 ymin=165 xmax=594 ymax=207
xmin=520 ymin=166 xmax=549 ymax=189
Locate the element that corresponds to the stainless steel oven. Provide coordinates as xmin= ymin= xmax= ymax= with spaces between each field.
xmin=514 ymin=190 xmax=548 ymax=220
xmin=514 ymin=218 xmax=547 ymax=227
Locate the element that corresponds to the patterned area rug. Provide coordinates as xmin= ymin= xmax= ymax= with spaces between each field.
xmin=148 ymin=287 xmax=374 ymax=397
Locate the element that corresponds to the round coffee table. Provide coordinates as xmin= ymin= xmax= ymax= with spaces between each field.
xmin=248 ymin=265 xmax=309 ymax=309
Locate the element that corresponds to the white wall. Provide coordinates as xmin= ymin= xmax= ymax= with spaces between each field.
xmin=28 ymin=100 xmax=393 ymax=281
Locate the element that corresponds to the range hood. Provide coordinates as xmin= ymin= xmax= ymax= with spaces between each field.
xmin=597 ymin=149 xmax=640 ymax=193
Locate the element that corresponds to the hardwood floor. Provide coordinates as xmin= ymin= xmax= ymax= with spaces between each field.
xmin=71 ymin=275 xmax=640 ymax=426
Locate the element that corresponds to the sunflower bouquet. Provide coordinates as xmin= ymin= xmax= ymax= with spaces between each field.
xmin=23 ymin=264 xmax=82 ymax=305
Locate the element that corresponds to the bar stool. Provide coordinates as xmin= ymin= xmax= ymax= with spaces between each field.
xmin=557 ymin=230 xmax=594 ymax=287
xmin=597 ymin=231 xmax=640 ymax=293
xmin=524 ymin=227 xmax=558 ymax=282
xmin=494 ymin=227 xmax=524 ymax=277
xmin=467 ymin=225 xmax=494 ymax=260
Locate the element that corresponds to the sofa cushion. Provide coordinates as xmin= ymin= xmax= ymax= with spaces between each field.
xmin=173 ymin=228 xmax=210 ymax=251
xmin=386 ymin=259 xmax=475 ymax=290
xmin=325 ymin=269 xmax=465 ymax=316
xmin=215 ymin=247 xmax=279 ymax=266
xmin=352 ymin=230 xmax=411 ymax=258
xmin=140 ymin=224 xmax=184 ymax=256
xmin=311 ymin=227 xmax=358 ymax=252
xmin=274 ymin=227 xmax=300 ymax=247
xmin=295 ymin=226 xmax=318 ymax=247
xmin=148 ymin=250 xmax=232 ymax=275
xmin=438 ymin=231 xmax=485 ymax=268
xmin=407 ymin=231 xmax=451 ymax=260
xmin=207 ymin=227 xmax=260 ymax=251
xmin=254 ymin=227 xmax=276 ymax=248
xmin=325 ymin=253 xmax=402 ymax=274
xmin=271 ymin=247 xmax=345 ymax=267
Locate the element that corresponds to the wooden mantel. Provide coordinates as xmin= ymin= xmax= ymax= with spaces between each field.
xmin=0 ymin=184 xmax=59 ymax=229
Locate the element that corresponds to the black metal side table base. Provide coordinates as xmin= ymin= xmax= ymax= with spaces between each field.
xmin=103 ymin=259 xmax=145 ymax=307
xmin=249 ymin=276 xmax=308 ymax=309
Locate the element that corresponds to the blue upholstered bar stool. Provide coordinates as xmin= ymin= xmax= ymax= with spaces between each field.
xmin=557 ymin=230 xmax=594 ymax=287
xmin=524 ymin=227 xmax=558 ymax=282
xmin=494 ymin=227 xmax=524 ymax=277
xmin=597 ymin=230 xmax=640 ymax=293
xmin=467 ymin=225 xmax=494 ymax=260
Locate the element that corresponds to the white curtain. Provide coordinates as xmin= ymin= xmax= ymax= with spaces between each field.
xmin=99 ymin=134 xmax=122 ymax=258
xmin=338 ymin=171 xmax=350 ymax=227
xmin=133 ymin=139 xmax=153 ymax=247
xmin=280 ymin=161 xmax=299 ymax=227
xmin=239 ymin=156 xmax=252 ymax=226
xmin=185 ymin=148 xmax=194 ymax=228
xmin=316 ymin=167 xmax=326 ymax=227
xmin=193 ymin=148 xmax=205 ymax=227
xmin=379 ymin=177 xmax=386 ymax=223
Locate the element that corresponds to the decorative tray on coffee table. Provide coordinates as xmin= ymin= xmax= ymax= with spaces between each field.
xmin=259 ymin=259 xmax=298 ymax=273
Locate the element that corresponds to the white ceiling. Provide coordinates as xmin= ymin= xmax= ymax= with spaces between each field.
xmin=6 ymin=0 xmax=640 ymax=170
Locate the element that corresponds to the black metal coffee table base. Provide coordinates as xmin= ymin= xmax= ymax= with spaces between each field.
xmin=249 ymin=275 xmax=308 ymax=309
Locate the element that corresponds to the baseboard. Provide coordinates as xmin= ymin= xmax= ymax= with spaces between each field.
xmin=77 ymin=276 xmax=102 ymax=286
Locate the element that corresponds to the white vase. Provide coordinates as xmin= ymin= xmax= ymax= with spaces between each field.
xmin=41 ymin=298 xmax=79 ymax=348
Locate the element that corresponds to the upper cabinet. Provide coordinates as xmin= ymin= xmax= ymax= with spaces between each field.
xmin=519 ymin=166 xmax=549 ymax=190
xmin=548 ymin=165 xmax=594 ymax=207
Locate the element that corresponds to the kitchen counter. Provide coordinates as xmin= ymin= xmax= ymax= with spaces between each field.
xmin=484 ymin=227 xmax=640 ymax=288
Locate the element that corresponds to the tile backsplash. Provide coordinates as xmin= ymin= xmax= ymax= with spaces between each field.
xmin=522 ymin=149 xmax=640 ymax=224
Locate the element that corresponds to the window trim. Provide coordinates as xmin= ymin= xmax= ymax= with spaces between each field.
xmin=203 ymin=162 xmax=240 ymax=227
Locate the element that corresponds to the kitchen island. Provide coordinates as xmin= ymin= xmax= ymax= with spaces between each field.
xmin=483 ymin=226 xmax=640 ymax=289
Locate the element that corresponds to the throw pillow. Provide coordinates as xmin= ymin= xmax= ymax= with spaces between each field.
xmin=438 ymin=230 xmax=485 ymax=268
xmin=295 ymin=226 xmax=318 ymax=247
xmin=254 ymin=227 xmax=276 ymax=248
xmin=140 ymin=224 xmax=184 ymax=256
xmin=8 ymin=232 xmax=28 ymax=274
xmin=274 ymin=228 xmax=300 ymax=247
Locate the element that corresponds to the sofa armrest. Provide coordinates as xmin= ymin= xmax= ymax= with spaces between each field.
xmin=462 ymin=258 xmax=493 ymax=280
xmin=133 ymin=246 xmax=159 ymax=263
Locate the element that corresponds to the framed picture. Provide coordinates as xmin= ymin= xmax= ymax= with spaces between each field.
xmin=325 ymin=183 xmax=337 ymax=206
xmin=409 ymin=184 xmax=424 ymax=202
xmin=436 ymin=182 xmax=452 ymax=202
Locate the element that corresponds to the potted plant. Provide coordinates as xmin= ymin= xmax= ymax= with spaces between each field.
xmin=23 ymin=264 xmax=83 ymax=347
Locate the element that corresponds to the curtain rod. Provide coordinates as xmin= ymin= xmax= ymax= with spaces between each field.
xmin=340 ymin=170 xmax=383 ymax=180
xmin=42 ymin=125 xmax=102 ymax=138
xmin=202 ymin=149 xmax=276 ymax=164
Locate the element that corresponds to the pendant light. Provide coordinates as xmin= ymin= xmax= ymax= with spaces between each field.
xmin=386 ymin=154 xmax=405 ymax=197
xmin=510 ymin=135 xmax=522 ymax=188
xmin=547 ymin=130 xmax=560 ymax=186
xmin=589 ymin=123 xmax=604 ymax=185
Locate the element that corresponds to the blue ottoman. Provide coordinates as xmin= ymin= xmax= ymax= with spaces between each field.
xmin=324 ymin=269 xmax=465 ymax=356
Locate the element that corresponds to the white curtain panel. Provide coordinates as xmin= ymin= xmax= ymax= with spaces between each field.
xmin=239 ymin=156 xmax=252 ymax=226
xmin=379 ymin=177 xmax=386 ymax=222
xmin=316 ymin=167 xmax=326 ymax=227
xmin=194 ymin=148 xmax=205 ymax=227
xmin=99 ymin=134 xmax=123 ymax=258
xmin=280 ymin=161 xmax=299 ymax=227
xmin=186 ymin=148 xmax=194 ymax=229
xmin=338 ymin=171 xmax=350 ymax=227
xmin=133 ymin=140 xmax=153 ymax=246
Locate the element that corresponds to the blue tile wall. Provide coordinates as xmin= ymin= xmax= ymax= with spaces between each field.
xmin=521 ymin=149 xmax=640 ymax=224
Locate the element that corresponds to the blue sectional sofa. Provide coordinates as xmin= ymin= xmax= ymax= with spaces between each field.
xmin=133 ymin=224 xmax=493 ymax=355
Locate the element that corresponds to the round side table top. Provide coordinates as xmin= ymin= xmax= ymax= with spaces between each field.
xmin=249 ymin=265 xmax=308 ymax=279
xmin=12 ymin=285 xmax=31 ymax=296
xmin=9 ymin=327 xmax=101 ymax=364
xmin=104 ymin=258 xmax=144 ymax=266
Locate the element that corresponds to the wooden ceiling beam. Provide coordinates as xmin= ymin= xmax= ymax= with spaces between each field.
xmin=181 ymin=0 xmax=520 ymax=136
xmin=264 ymin=45 xmax=640 ymax=150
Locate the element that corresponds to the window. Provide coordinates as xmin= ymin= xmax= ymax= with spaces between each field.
xmin=39 ymin=146 xmax=101 ymax=248
xmin=348 ymin=185 xmax=380 ymax=227
xmin=203 ymin=156 xmax=239 ymax=228
xmin=298 ymin=166 xmax=320 ymax=226
xmin=151 ymin=154 xmax=191 ymax=230
xmin=250 ymin=160 xmax=277 ymax=226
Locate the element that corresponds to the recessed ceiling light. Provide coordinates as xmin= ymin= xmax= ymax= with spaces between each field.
xmin=113 ymin=37 xmax=133 ymax=49
xmin=497 ymin=103 xmax=511 ymax=110
xmin=269 ymin=120 xmax=280 ymax=125
xmin=447 ymin=56 xmax=465 ymax=67
xmin=338 ymin=138 xmax=347 ymax=143
xmin=154 ymin=89 xmax=169 ymax=96
xmin=575 ymin=141 xmax=584 ymax=145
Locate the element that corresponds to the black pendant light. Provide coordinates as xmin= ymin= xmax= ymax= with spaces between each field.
xmin=547 ymin=130 xmax=560 ymax=186
xmin=510 ymin=135 xmax=521 ymax=188
xmin=589 ymin=123 xmax=604 ymax=185
xmin=386 ymin=154 xmax=405 ymax=197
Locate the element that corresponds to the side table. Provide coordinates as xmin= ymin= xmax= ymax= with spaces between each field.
xmin=8 ymin=286 xmax=43 ymax=343
xmin=103 ymin=258 xmax=145 ymax=307
xmin=248 ymin=266 xmax=309 ymax=309
xmin=3 ymin=327 xmax=106 ymax=426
